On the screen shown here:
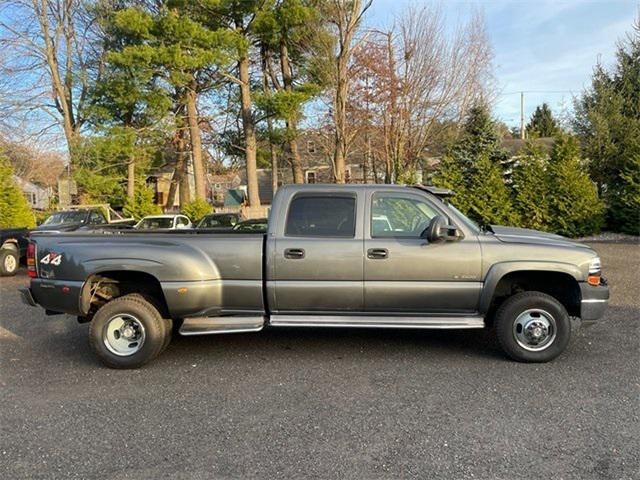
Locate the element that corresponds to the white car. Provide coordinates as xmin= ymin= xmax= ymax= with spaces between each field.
xmin=134 ymin=215 xmax=193 ymax=230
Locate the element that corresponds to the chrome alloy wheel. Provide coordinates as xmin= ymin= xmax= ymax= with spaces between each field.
xmin=512 ymin=309 xmax=557 ymax=352
xmin=4 ymin=253 xmax=17 ymax=273
xmin=103 ymin=314 xmax=146 ymax=356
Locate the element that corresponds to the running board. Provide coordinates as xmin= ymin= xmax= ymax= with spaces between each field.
xmin=269 ymin=315 xmax=484 ymax=329
xmin=179 ymin=316 xmax=265 ymax=336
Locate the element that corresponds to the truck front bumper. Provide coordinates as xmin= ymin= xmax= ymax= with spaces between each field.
xmin=580 ymin=280 xmax=609 ymax=322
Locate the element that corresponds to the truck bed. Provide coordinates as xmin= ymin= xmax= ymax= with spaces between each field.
xmin=30 ymin=231 xmax=266 ymax=318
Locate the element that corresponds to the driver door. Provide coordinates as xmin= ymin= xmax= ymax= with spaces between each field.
xmin=364 ymin=191 xmax=482 ymax=314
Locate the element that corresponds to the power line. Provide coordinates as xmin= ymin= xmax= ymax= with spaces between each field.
xmin=499 ymin=90 xmax=576 ymax=96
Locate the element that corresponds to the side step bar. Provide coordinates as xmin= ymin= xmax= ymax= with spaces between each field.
xmin=269 ymin=315 xmax=485 ymax=329
xmin=179 ymin=316 xmax=265 ymax=336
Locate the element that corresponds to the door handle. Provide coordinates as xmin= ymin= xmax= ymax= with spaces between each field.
xmin=284 ymin=248 xmax=305 ymax=259
xmin=367 ymin=248 xmax=388 ymax=259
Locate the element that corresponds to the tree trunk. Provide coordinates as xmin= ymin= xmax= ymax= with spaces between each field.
xmin=268 ymin=119 xmax=279 ymax=197
xmin=167 ymin=126 xmax=190 ymax=210
xmin=238 ymin=55 xmax=261 ymax=207
xmin=260 ymin=47 xmax=279 ymax=199
xmin=279 ymin=41 xmax=304 ymax=184
xmin=333 ymin=66 xmax=348 ymax=184
xmin=127 ymin=157 xmax=135 ymax=198
xmin=186 ymin=83 xmax=206 ymax=200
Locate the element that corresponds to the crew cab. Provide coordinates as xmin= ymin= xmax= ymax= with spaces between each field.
xmin=21 ymin=184 xmax=609 ymax=368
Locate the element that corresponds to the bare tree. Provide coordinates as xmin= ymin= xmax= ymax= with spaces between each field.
xmin=348 ymin=5 xmax=494 ymax=182
xmin=0 ymin=0 xmax=96 ymax=154
xmin=325 ymin=0 xmax=372 ymax=183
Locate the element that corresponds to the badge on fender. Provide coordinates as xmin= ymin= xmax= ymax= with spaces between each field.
xmin=40 ymin=253 xmax=62 ymax=266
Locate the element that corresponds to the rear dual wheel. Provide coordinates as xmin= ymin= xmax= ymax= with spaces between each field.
xmin=89 ymin=294 xmax=173 ymax=369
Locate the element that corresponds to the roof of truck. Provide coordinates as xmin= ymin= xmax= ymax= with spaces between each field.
xmin=278 ymin=183 xmax=454 ymax=198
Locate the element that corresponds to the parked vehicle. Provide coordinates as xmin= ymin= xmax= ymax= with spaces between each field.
xmin=135 ymin=215 xmax=192 ymax=230
xmin=34 ymin=205 xmax=135 ymax=233
xmin=196 ymin=213 xmax=241 ymax=230
xmin=0 ymin=227 xmax=29 ymax=276
xmin=21 ymin=184 xmax=609 ymax=368
xmin=232 ymin=218 xmax=268 ymax=232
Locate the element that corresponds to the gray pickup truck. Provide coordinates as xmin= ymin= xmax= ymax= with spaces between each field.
xmin=21 ymin=184 xmax=609 ymax=368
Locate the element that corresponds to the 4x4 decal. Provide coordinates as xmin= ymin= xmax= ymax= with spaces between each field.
xmin=40 ymin=253 xmax=62 ymax=266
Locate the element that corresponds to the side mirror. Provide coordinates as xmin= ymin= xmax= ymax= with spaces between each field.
xmin=421 ymin=215 xmax=461 ymax=242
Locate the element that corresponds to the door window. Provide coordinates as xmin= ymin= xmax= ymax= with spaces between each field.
xmin=89 ymin=211 xmax=106 ymax=225
xmin=285 ymin=195 xmax=356 ymax=238
xmin=371 ymin=194 xmax=438 ymax=237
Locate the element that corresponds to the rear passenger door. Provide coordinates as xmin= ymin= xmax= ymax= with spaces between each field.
xmin=272 ymin=191 xmax=364 ymax=313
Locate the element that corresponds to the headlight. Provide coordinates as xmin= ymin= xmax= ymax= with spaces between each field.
xmin=588 ymin=257 xmax=602 ymax=286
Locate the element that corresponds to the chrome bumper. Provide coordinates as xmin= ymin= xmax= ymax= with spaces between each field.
xmin=580 ymin=281 xmax=609 ymax=322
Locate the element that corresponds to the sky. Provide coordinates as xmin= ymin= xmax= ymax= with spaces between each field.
xmin=366 ymin=0 xmax=638 ymax=127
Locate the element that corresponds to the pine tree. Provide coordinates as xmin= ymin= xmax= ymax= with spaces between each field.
xmin=123 ymin=185 xmax=162 ymax=220
xmin=574 ymin=21 xmax=640 ymax=233
xmin=511 ymin=144 xmax=551 ymax=231
xmin=547 ymin=135 xmax=604 ymax=237
xmin=0 ymin=158 xmax=35 ymax=228
xmin=467 ymin=154 xmax=515 ymax=226
xmin=526 ymin=103 xmax=560 ymax=138
xmin=432 ymin=154 xmax=471 ymax=213
xmin=432 ymin=103 xmax=512 ymax=223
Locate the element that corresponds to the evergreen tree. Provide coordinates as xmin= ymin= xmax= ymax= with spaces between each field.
xmin=574 ymin=22 xmax=640 ymax=233
xmin=432 ymin=103 xmax=512 ymax=224
xmin=467 ymin=154 xmax=515 ymax=226
xmin=0 ymin=157 xmax=35 ymax=228
xmin=511 ymin=144 xmax=551 ymax=231
xmin=123 ymin=185 xmax=162 ymax=220
xmin=432 ymin=154 xmax=471 ymax=213
xmin=547 ymin=135 xmax=604 ymax=237
xmin=526 ymin=103 xmax=560 ymax=138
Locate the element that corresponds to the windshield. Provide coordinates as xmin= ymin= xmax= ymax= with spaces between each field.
xmin=136 ymin=217 xmax=174 ymax=229
xmin=43 ymin=211 xmax=86 ymax=225
xmin=445 ymin=203 xmax=481 ymax=234
xmin=198 ymin=214 xmax=238 ymax=228
xmin=233 ymin=220 xmax=268 ymax=232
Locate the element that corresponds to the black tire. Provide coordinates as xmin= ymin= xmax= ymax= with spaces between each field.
xmin=127 ymin=293 xmax=173 ymax=353
xmin=495 ymin=291 xmax=571 ymax=363
xmin=0 ymin=248 xmax=19 ymax=276
xmin=89 ymin=294 xmax=166 ymax=369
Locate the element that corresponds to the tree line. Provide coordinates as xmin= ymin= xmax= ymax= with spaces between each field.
xmin=0 ymin=2 xmax=637 ymax=235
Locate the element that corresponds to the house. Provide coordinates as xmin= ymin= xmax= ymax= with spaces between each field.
xmin=208 ymin=173 xmax=241 ymax=206
xmin=13 ymin=175 xmax=51 ymax=210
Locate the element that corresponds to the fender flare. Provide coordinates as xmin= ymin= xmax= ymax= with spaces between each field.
xmin=479 ymin=261 xmax=583 ymax=314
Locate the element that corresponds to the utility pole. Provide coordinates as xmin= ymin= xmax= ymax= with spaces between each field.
xmin=520 ymin=91 xmax=525 ymax=140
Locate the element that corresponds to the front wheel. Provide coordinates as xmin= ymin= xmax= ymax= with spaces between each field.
xmin=495 ymin=291 xmax=571 ymax=363
xmin=89 ymin=294 xmax=168 ymax=369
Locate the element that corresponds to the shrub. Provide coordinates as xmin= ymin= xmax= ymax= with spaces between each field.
xmin=511 ymin=146 xmax=552 ymax=231
xmin=547 ymin=136 xmax=604 ymax=237
xmin=182 ymin=198 xmax=213 ymax=223
xmin=123 ymin=185 xmax=161 ymax=220
xmin=0 ymin=158 xmax=36 ymax=228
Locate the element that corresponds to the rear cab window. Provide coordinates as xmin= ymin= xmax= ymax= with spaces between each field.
xmin=285 ymin=194 xmax=357 ymax=238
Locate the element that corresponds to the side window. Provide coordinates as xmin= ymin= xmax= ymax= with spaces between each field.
xmin=371 ymin=194 xmax=438 ymax=237
xmin=286 ymin=195 xmax=356 ymax=238
xmin=177 ymin=216 xmax=190 ymax=226
xmin=89 ymin=211 xmax=105 ymax=225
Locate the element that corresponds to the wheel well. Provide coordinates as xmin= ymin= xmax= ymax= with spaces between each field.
xmin=1 ymin=240 xmax=19 ymax=252
xmin=81 ymin=271 xmax=169 ymax=321
xmin=489 ymin=270 xmax=581 ymax=319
